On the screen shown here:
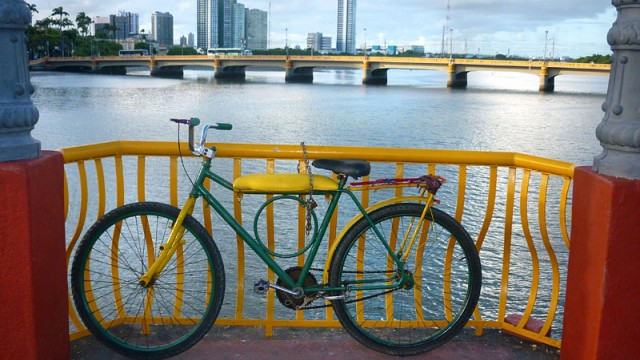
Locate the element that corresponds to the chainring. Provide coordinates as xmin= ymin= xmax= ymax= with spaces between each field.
xmin=276 ymin=266 xmax=319 ymax=310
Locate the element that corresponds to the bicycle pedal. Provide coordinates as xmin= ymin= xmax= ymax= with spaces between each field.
xmin=253 ymin=279 xmax=270 ymax=294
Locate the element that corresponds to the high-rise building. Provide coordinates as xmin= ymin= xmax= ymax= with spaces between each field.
xmin=336 ymin=0 xmax=356 ymax=53
xmin=114 ymin=11 xmax=139 ymax=40
xmin=152 ymin=11 xmax=174 ymax=46
xmin=245 ymin=9 xmax=267 ymax=50
xmin=232 ymin=3 xmax=246 ymax=48
xmin=198 ymin=1 xmax=267 ymax=51
xmin=188 ymin=32 xmax=195 ymax=48
xmin=197 ymin=0 xmax=219 ymax=50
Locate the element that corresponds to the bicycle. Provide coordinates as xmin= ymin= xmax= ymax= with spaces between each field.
xmin=71 ymin=118 xmax=482 ymax=359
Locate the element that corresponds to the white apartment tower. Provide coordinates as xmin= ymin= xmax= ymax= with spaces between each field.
xmin=336 ymin=0 xmax=356 ymax=53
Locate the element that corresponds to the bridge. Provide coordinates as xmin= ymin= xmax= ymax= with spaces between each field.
xmin=30 ymin=55 xmax=611 ymax=92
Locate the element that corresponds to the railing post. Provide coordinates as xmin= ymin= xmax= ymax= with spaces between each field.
xmin=562 ymin=1 xmax=640 ymax=359
xmin=0 ymin=1 xmax=68 ymax=359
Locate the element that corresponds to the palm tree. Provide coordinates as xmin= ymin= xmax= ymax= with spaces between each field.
xmin=51 ymin=7 xmax=69 ymax=31
xmin=51 ymin=7 xmax=71 ymax=56
xmin=26 ymin=3 xmax=38 ymax=16
xmin=75 ymin=12 xmax=92 ymax=37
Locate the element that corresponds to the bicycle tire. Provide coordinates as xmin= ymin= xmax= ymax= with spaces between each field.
xmin=328 ymin=203 xmax=481 ymax=356
xmin=71 ymin=202 xmax=225 ymax=359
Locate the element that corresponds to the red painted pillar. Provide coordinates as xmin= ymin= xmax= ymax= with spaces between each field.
xmin=0 ymin=151 xmax=68 ymax=360
xmin=561 ymin=167 xmax=640 ymax=359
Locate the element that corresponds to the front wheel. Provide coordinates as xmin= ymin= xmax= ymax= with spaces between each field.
xmin=329 ymin=203 xmax=481 ymax=356
xmin=71 ymin=202 xmax=225 ymax=359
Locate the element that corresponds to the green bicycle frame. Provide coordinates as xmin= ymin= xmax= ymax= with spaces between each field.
xmin=138 ymin=149 xmax=433 ymax=295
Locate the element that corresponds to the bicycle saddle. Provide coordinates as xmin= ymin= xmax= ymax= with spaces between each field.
xmin=312 ymin=159 xmax=371 ymax=178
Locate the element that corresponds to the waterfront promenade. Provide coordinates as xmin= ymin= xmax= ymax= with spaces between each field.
xmin=71 ymin=327 xmax=559 ymax=360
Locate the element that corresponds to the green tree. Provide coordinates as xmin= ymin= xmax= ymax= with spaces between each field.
xmin=575 ymin=54 xmax=612 ymax=64
xmin=75 ymin=12 xmax=92 ymax=37
xmin=51 ymin=6 xmax=69 ymax=30
xmin=26 ymin=2 xmax=38 ymax=16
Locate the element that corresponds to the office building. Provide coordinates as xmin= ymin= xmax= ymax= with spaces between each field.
xmin=232 ymin=3 xmax=246 ymax=48
xmin=114 ymin=11 xmax=139 ymax=40
xmin=188 ymin=32 xmax=195 ymax=48
xmin=198 ymin=0 xmax=267 ymax=51
xmin=336 ymin=0 xmax=356 ymax=53
xmin=307 ymin=32 xmax=322 ymax=52
xmin=307 ymin=32 xmax=333 ymax=53
xmin=152 ymin=11 xmax=174 ymax=46
xmin=197 ymin=0 xmax=219 ymax=50
xmin=245 ymin=9 xmax=268 ymax=50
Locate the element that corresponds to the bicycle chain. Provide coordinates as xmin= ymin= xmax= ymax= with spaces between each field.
xmin=296 ymin=267 xmax=398 ymax=310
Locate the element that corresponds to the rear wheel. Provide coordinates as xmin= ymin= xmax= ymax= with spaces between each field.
xmin=329 ymin=203 xmax=481 ymax=356
xmin=71 ymin=202 xmax=225 ymax=359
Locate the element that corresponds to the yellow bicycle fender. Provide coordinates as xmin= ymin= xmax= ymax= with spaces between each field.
xmin=322 ymin=196 xmax=429 ymax=283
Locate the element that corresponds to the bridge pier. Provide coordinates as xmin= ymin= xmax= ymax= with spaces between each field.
xmin=285 ymin=61 xmax=313 ymax=83
xmin=539 ymin=66 xmax=555 ymax=92
xmin=362 ymin=61 xmax=388 ymax=85
xmin=151 ymin=66 xmax=184 ymax=78
xmin=94 ymin=66 xmax=127 ymax=75
xmin=447 ymin=63 xmax=468 ymax=88
xmin=212 ymin=58 xmax=246 ymax=80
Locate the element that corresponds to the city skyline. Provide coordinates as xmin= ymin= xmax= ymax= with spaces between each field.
xmin=29 ymin=0 xmax=615 ymax=57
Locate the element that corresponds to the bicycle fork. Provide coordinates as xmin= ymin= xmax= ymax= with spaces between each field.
xmin=138 ymin=196 xmax=197 ymax=288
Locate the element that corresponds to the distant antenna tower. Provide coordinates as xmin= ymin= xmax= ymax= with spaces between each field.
xmin=268 ymin=1 xmax=271 ymax=49
xmin=441 ymin=0 xmax=451 ymax=57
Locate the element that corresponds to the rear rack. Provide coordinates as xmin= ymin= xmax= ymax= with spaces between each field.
xmin=349 ymin=174 xmax=445 ymax=195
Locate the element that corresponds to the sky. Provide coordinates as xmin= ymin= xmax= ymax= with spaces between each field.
xmin=29 ymin=0 xmax=617 ymax=58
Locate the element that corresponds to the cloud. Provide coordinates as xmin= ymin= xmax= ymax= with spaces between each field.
xmin=29 ymin=0 xmax=616 ymax=56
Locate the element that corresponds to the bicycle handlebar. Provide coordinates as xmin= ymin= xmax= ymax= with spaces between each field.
xmin=170 ymin=118 xmax=232 ymax=156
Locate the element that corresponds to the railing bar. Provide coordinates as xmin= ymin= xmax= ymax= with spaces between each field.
xmin=66 ymin=161 xmax=89 ymax=332
xmin=498 ymin=167 xmax=517 ymax=323
xmin=169 ymin=156 xmax=178 ymax=207
xmin=94 ymin=159 xmax=106 ymax=218
xmin=137 ymin=156 xmax=145 ymax=202
xmin=266 ymin=159 xmax=276 ymax=330
xmin=455 ymin=166 xmax=467 ymax=222
xmin=538 ymin=174 xmax=560 ymax=337
xmin=114 ymin=156 xmax=124 ymax=208
xmin=517 ymin=170 xmax=541 ymax=329
xmin=63 ymin=171 xmax=69 ymax=220
xmin=233 ymin=158 xmax=246 ymax=322
xmin=475 ymin=166 xmax=497 ymax=251
xmin=560 ymin=177 xmax=572 ymax=249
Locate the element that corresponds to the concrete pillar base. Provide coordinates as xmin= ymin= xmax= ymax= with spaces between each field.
xmin=285 ymin=67 xmax=314 ymax=83
xmin=362 ymin=69 xmax=388 ymax=85
xmin=214 ymin=66 xmax=246 ymax=80
xmin=151 ymin=66 xmax=184 ymax=78
xmin=0 ymin=151 xmax=68 ymax=360
xmin=561 ymin=166 xmax=640 ymax=359
xmin=447 ymin=68 xmax=468 ymax=88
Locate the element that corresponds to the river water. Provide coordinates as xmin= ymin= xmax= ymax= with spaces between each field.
xmin=30 ymin=68 xmax=609 ymax=340
xmin=31 ymin=68 xmax=607 ymax=165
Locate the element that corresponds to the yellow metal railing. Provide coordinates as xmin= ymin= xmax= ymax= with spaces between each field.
xmin=62 ymin=141 xmax=573 ymax=349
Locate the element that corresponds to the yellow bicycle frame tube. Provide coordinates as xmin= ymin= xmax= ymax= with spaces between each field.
xmin=138 ymin=195 xmax=197 ymax=287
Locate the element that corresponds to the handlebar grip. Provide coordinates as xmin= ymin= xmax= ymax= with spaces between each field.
xmin=213 ymin=123 xmax=232 ymax=130
xmin=170 ymin=117 xmax=201 ymax=126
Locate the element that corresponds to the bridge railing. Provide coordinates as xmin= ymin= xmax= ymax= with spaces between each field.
xmin=61 ymin=141 xmax=572 ymax=349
